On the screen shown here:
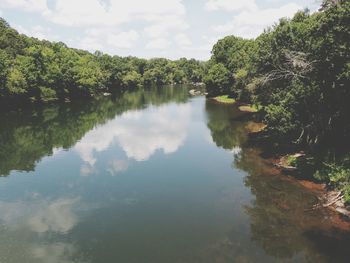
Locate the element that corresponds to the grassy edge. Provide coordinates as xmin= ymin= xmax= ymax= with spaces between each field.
xmin=213 ymin=95 xmax=236 ymax=104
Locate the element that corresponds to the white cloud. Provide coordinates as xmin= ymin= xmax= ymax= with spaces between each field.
xmin=49 ymin=0 xmax=114 ymax=27
xmin=144 ymin=15 xmax=188 ymax=38
xmin=73 ymin=27 xmax=140 ymax=52
xmin=76 ymin=36 xmax=105 ymax=52
xmin=107 ymin=30 xmax=140 ymax=49
xmin=1 ymin=0 xmax=317 ymax=59
xmin=205 ymin=0 xmax=257 ymax=12
xmin=146 ymin=38 xmax=170 ymax=50
xmin=211 ymin=3 xmax=302 ymax=39
xmin=0 ymin=0 xmax=49 ymax=13
xmin=175 ymin=33 xmax=192 ymax=47
xmin=74 ymin=103 xmax=191 ymax=164
xmin=39 ymin=0 xmax=188 ymax=53
xmin=47 ymin=0 xmax=186 ymax=27
xmin=13 ymin=24 xmax=59 ymax=41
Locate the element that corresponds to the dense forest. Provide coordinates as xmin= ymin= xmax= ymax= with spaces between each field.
xmin=204 ymin=0 xmax=350 ymax=202
xmin=0 ymin=18 xmax=204 ymax=103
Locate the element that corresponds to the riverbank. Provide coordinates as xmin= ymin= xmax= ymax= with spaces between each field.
xmin=271 ymin=153 xmax=350 ymax=219
xmin=209 ymin=94 xmax=259 ymax=113
xmin=212 ymin=95 xmax=236 ymax=104
xmin=256 ymin=142 xmax=350 ymax=220
xmin=216 ymin=97 xmax=350 ymax=221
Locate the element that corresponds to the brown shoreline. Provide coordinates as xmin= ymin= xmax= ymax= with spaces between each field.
xmin=250 ymin=147 xmax=350 ymax=231
xmin=239 ymin=105 xmax=350 ymax=224
xmin=272 ymin=154 xmax=350 ymax=220
xmin=209 ymin=98 xmax=350 ymax=224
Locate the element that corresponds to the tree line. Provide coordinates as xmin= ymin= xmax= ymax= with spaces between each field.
xmin=204 ymin=1 xmax=350 ymax=202
xmin=0 ymin=18 xmax=205 ymax=103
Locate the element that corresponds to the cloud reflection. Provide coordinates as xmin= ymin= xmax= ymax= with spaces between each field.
xmin=0 ymin=197 xmax=79 ymax=234
xmin=74 ymin=103 xmax=191 ymax=165
xmin=28 ymin=198 xmax=79 ymax=234
xmin=0 ymin=197 xmax=86 ymax=262
xmin=31 ymin=242 xmax=81 ymax=263
xmin=107 ymin=159 xmax=129 ymax=176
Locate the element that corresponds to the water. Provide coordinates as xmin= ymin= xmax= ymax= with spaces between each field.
xmin=0 ymin=86 xmax=349 ymax=263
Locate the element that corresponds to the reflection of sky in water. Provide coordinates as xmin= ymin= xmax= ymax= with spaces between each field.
xmin=0 ymin=197 xmax=78 ymax=234
xmin=74 ymin=103 xmax=191 ymax=168
xmin=0 ymin=196 xmax=82 ymax=263
xmin=0 ymin=95 xmax=348 ymax=263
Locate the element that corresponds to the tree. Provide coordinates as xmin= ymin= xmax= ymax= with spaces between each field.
xmin=203 ymin=63 xmax=234 ymax=96
xmin=121 ymin=71 xmax=142 ymax=89
xmin=0 ymin=50 xmax=10 ymax=96
xmin=0 ymin=17 xmax=204 ymax=102
xmin=6 ymin=67 xmax=27 ymax=95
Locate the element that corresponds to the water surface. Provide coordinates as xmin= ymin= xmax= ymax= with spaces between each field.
xmin=0 ymin=86 xmax=349 ymax=263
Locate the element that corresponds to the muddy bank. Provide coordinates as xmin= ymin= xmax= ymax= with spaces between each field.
xmin=247 ymin=138 xmax=350 ymax=221
xmin=241 ymin=146 xmax=350 ymax=231
xmin=273 ymin=153 xmax=350 ymax=219
xmin=237 ymin=106 xmax=350 ymax=222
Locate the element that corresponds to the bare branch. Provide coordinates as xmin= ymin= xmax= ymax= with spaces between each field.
xmin=262 ymin=49 xmax=315 ymax=84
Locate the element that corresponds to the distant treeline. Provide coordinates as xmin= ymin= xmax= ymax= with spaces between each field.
xmin=0 ymin=18 xmax=205 ymax=103
xmin=204 ymin=1 xmax=350 ymax=201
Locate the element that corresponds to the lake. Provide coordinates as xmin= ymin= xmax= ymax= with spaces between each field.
xmin=0 ymin=86 xmax=349 ymax=263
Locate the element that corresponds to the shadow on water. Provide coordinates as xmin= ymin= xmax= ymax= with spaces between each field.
xmin=205 ymin=100 xmax=350 ymax=263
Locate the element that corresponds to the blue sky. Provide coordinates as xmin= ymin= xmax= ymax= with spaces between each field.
xmin=0 ymin=0 xmax=320 ymax=60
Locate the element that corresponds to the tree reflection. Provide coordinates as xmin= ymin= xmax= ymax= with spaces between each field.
xmin=234 ymin=142 xmax=350 ymax=262
xmin=0 ymin=85 xmax=189 ymax=176
xmin=205 ymin=100 xmax=247 ymax=150
xmin=205 ymin=99 xmax=350 ymax=261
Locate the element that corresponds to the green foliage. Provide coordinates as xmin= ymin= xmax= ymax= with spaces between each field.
xmin=143 ymin=59 xmax=170 ymax=86
xmin=71 ymin=55 xmax=104 ymax=96
xmin=0 ymin=50 xmax=10 ymax=93
xmin=264 ymin=104 xmax=297 ymax=140
xmin=214 ymin=95 xmax=236 ymax=104
xmin=211 ymin=36 xmax=256 ymax=72
xmin=206 ymin=1 xmax=350 ymax=194
xmin=121 ymin=71 xmax=142 ymax=89
xmin=204 ymin=63 xmax=234 ymax=96
xmin=207 ymin=1 xmax=350 ymax=146
xmin=286 ymin=155 xmax=298 ymax=167
xmin=314 ymin=161 xmax=350 ymax=203
xmin=206 ymin=36 xmax=257 ymax=98
xmin=344 ymin=184 xmax=350 ymax=204
xmin=173 ymin=69 xmax=186 ymax=84
xmin=6 ymin=67 xmax=27 ymax=95
xmin=39 ymin=87 xmax=57 ymax=102
xmin=0 ymin=19 xmax=204 ymax=102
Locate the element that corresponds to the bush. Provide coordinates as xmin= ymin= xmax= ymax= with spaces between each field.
xmin=203 ymin=63 xmax=234 ymax=96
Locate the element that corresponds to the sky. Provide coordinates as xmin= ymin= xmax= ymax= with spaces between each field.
xmin=0 ymin=0 xmax=320 ymax=60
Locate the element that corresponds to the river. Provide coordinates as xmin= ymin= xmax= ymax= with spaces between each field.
xmin=0 ymin=85 xmax=349 ymax=262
